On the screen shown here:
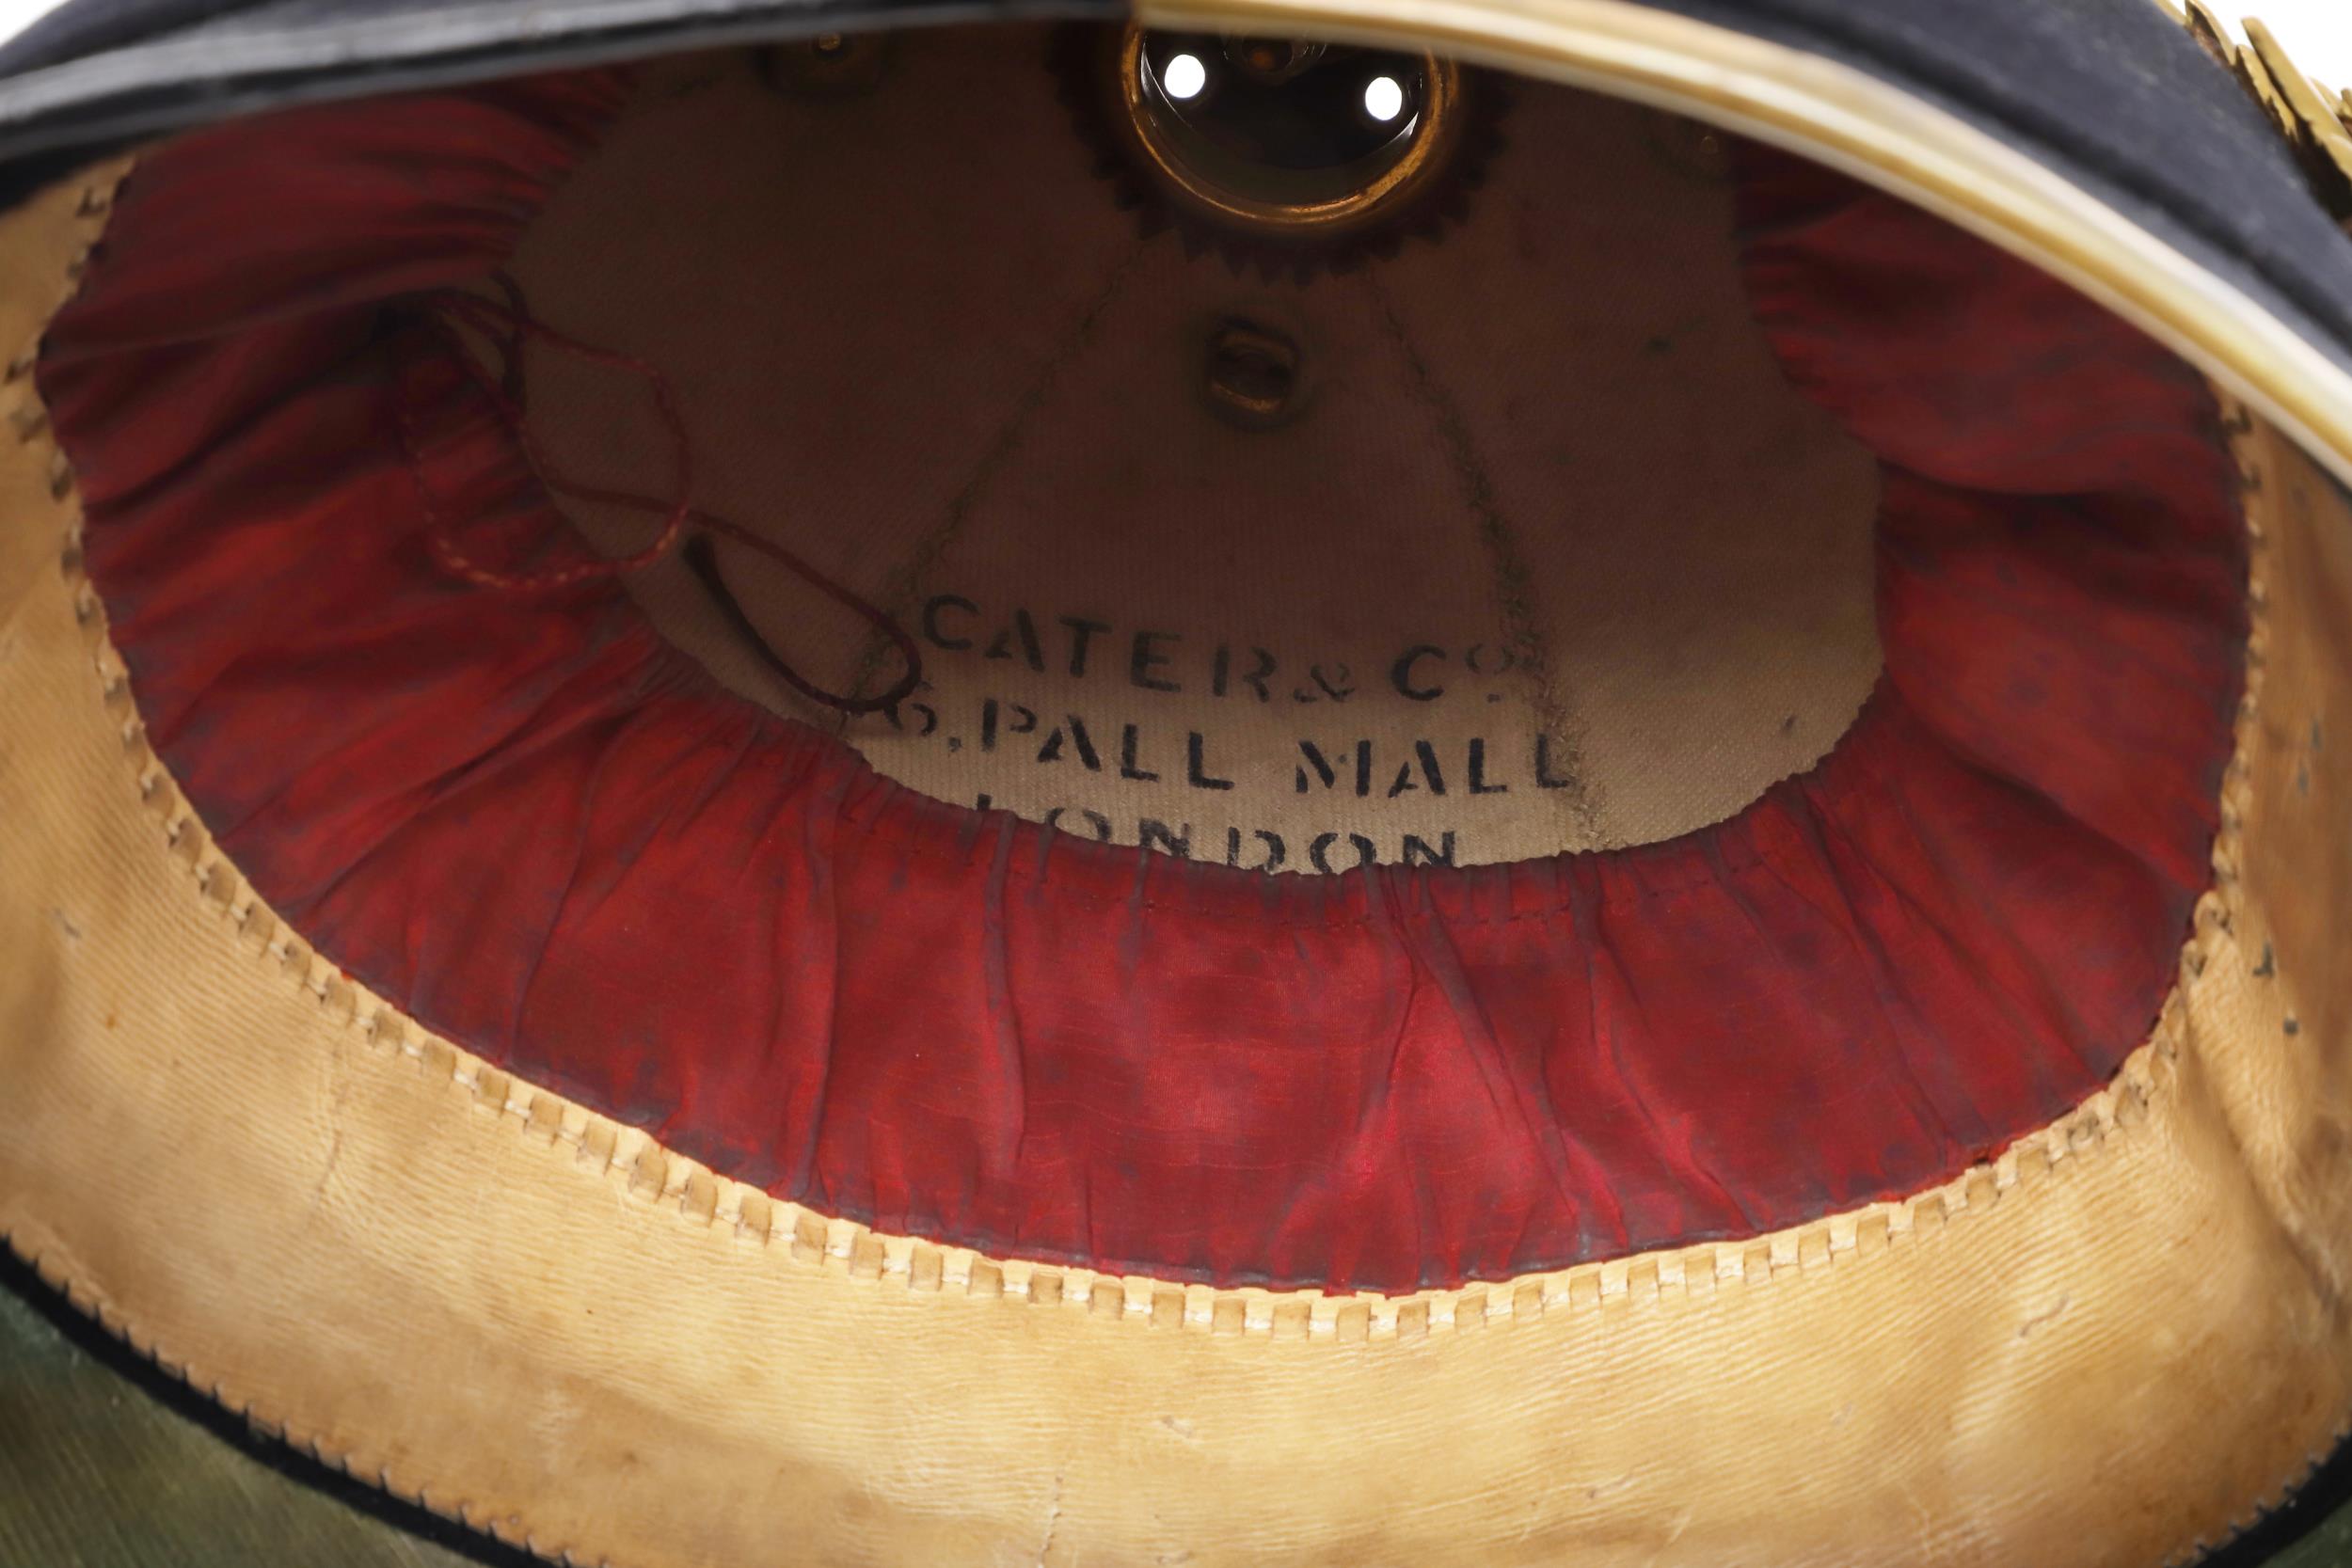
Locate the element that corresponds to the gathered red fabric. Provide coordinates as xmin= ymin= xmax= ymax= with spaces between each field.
xmin=40 ymin=73 xmax=2244 ymax=1291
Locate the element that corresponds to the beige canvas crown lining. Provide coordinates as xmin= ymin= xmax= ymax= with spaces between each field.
xmin=3 ymin=33 xmax=2352 ymax=1568
xmin=516 ymin=47 xmax=1885 ymax=868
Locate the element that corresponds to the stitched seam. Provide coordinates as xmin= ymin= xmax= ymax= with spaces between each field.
xmin=0 ymin=138 xmax=2292 ymax=1568
xmin=77 ymin=640 xmax=2222 ymax=1335
xmin=10 ymin=177 xmax=2271 ymax=1345
xmin=2169 ymin=1416 xmax=2352 ymax=1568
xmin=0 ymin=159 xmax=616 ymax=1568
xmin=2 ymin=159 xmax=635 ymax=1568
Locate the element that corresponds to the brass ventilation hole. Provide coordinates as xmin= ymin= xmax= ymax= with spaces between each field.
xmin=1060 ymin=23 xmax=1502 ymax=276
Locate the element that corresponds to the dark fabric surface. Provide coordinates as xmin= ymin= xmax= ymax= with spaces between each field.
xmin=1654 ymin=0 xmax=2352 ymax=357
xmin=0 ymin=0 xmax=2347 ymax=395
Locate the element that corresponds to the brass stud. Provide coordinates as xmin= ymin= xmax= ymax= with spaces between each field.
xmin=757 ymin=30 xmax=891 ymax=97
xmin=1202 ymin=316 xmax=1308 ymax=430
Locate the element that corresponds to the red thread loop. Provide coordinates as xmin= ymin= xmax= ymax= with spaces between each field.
xmin=392 ymin=275 xmax=922 ymax=716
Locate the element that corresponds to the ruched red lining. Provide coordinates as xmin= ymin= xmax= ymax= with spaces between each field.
xmin=40 ymin=70 xmax=2245 ymax=1291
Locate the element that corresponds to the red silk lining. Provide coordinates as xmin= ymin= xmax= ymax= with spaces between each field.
xmin=40 ymin=74 xmax=2245 ymax=1291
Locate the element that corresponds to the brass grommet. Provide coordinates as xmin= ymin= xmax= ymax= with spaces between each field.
xmin=1062 ymin=23 xmax=1501 ymax=274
